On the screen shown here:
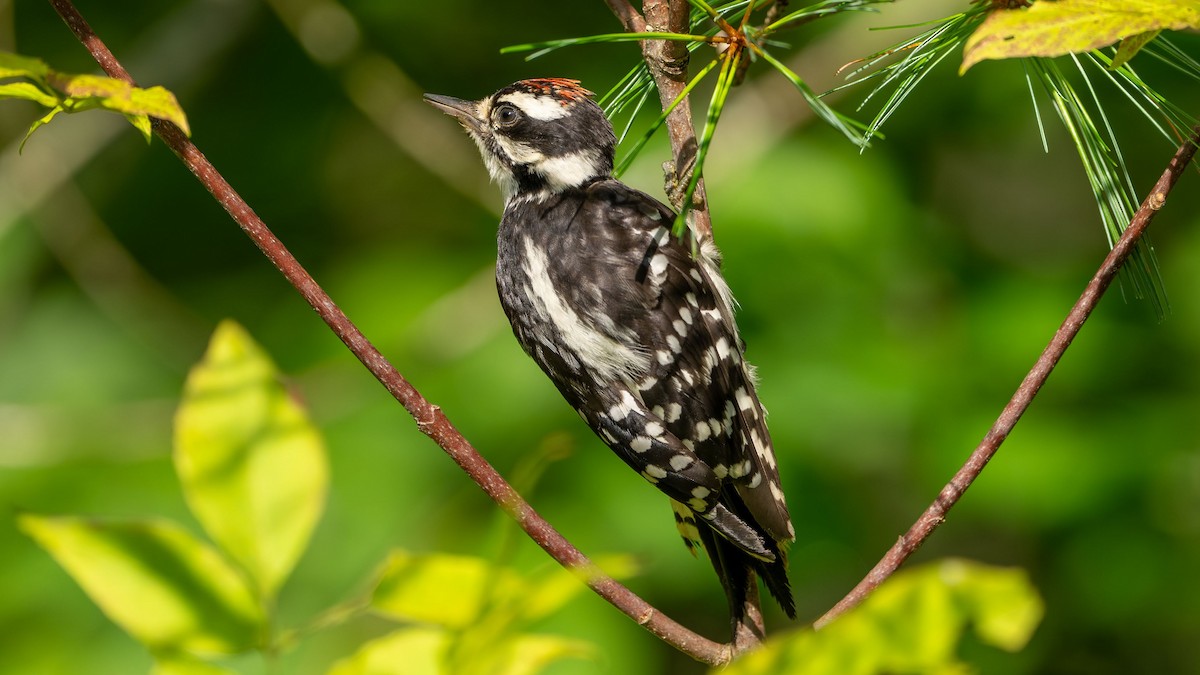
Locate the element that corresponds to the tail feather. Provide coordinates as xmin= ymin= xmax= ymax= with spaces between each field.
xmin=694 ymin=488 xmax=795 ymax=627
xmin=697 ymin=522 xmax=795 ymax=629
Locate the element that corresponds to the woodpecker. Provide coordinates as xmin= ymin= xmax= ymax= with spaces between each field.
xmin=425 ymin=78 xmax=795 ymax=625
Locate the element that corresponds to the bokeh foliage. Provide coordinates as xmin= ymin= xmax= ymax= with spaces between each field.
xmin=2 ymin=0 xmax=1200 ymax=673
xmin=23 ymin=321 xmax=609 ymax=674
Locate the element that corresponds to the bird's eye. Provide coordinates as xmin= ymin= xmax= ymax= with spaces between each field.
xmin=494 ymin=104 xmax=521 ymax=128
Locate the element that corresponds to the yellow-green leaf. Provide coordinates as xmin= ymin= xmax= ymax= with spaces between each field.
xmin=0 ymin=51 xmax=50 ymax=79
xmin=0 ymin=81 xmax=58 ymax=107
xmin=370 ymin=551 xmax=526 ymax=629
xmin=152 ymin=655 xmax=239 ymax=675
xmin=962 ymin=0 xmax=1200 ymax=73
xmin=49 ymin=71 xmax=130 ymax=99
xmin=47 ymin=71 xmax=192 ymax=135
xmin=175 ymin=321 xmax=328 ymax=601
xmin=720 ymin=559 xmax=1043 ymax=675
xmin=520 ymin=554 xmax=638 ymax=622
xmin=326 ymin=627 xmax=591 ymax=675
xmin=126 ymin=112 xmax=154 ymax=143
xmin=0 ymin=50 xmax=191 ymax=138
xmin=942 ymin=559 xmax=1044 ymax=651
xmin=121 ymin=85 xmax=191 ymax=135
xmin=490 ymin=634 xmax=594 ymax=675
xmin=21 ymin=106 xmax=64 ymax=152
xmin=18 ymin=515 xmax=262 ymax=654
xmin=1111 ymin=29 xmax=1161 ymax=69
xmin=326 ymin=627 xmax=448 ymax=675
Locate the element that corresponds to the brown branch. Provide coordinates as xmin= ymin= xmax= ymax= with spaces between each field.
xmin=46 ymin=0 xmax=733 ymax=666
xmin=816 ymin=124 xmax=1200 ymax=629
xmin=604 ymin=0 xmax=647 ymax=32
xmin=605 ymin=0 xmax=762 ymax=652
xmin=635 ymin=0 xmax=716 ymax=242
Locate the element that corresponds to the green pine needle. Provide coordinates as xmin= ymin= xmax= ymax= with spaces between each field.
xmin=1030 ymin=56 xmax=1168 ymax=315
xmin=753 ymin=43 xmax=868 ymax=146
xmin=762 ymin=0 xmax=893 ymax=36
xmin=500 ymin=0 xmax=896 ymax=239
xmin=502 ymin=32 xmax=714 ymax=61
xmin=835 ymin=7 xmax=985 ymax=147
xmin=615 ymin=57 xmax=721 ymax=177
xmin=838 ymin=7 xmax=1198 ymax=314
xmin=673 ymin=48 xmax=742 ymax=238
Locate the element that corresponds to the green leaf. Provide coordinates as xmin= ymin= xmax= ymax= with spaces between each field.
xmin=126 ymin=112 xmax=154 ymax=143
xmin=370 ymin=551 xmax=525 ymax=629
xmin=719 ymin=559 xmax=1043 ymax=675
xmin=119 ymin=85 xmax=191 ymax=135
xmin=326 ymin=627 xmax=448 ymax=675
xmin=962 ymin=0 xmax=1200 ymax=73
xmin=0 ymin=81 xmax=58 ymax=107
xmin=175 ymin=320 xmax=328 ymax=601
xmin=672 ymin=48 xmax=741 ymax=236
xmin=48 ymin=72 xmax=192 ymax=135
xmin=1 ymin=51 xmax=191 ymax=139
xmin=49 ymin=71 xmax=130 ymax=99
xmin=762 ymin=0 xmax=893 ymax=35
xmin=364 ymin=551 xmax=612 ymax=673
xmin=520 ymin=554 xmax=639 ymax=622
xmin=20 ymin=105 xmax=65 ymax=152
xmin=0 ymin=51 xmax=50 ymax=79
xmin=152 ymin=655 xmax=239 ymax=675
xmin=488 ymin=634 xmax=594 ymax=675
xmin=326 ymin=627 xmax=592 ymax=675
xmin=614 ymin=57 xmax=720 ymax=177
xmin=1110 ymin=29 xmax=1161 ymax=69
xmin=945 ymin=559 xmax=1045 ymax=651
xmin=18 ymin=515 xmax=263 ymax=654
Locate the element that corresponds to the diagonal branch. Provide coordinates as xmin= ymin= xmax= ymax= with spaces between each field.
xmin=46 ymin=0 xmax=734 ymax=666
xmin=816 ymin=124 xmax=1200 ymax=629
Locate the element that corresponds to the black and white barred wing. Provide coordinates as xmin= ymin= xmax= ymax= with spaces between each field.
xmin=689 ymin=252 xmax=795 ymax=545
xmin=579 ymin=181 xmax=793 ymax=552
xmin=637 ymin=199 xmax=794 ymax=548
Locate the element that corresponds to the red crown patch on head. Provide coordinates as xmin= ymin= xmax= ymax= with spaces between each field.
xmin=517 ymin=78 xmax=594 ymax=104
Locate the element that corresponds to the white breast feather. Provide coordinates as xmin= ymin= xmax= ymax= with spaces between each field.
xmin=522 ymin=238 xmax=649 ymax=382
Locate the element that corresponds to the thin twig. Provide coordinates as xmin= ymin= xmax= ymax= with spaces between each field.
xmin=816 ymin=124 xmax=1200 ymax=629
xmin=45 ymin=0 xmax=733 ymax=666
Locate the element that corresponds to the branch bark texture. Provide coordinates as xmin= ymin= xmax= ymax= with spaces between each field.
xmin=47 ymin=0 xmax=734 ymax=666
xmin=610 ymin=0 xmax=715 ymax=241
xmin=604 ymin=0 xmax=764 ymax=651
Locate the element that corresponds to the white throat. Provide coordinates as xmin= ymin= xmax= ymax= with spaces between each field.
xmin=476 ymin=133 xmax=606 ymax=201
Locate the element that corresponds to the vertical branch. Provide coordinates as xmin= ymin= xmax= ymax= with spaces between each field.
xmin=610 ymin=0 xmax=715 ymax=241
xmin=606 ymin=0 xmax=763 ymax=653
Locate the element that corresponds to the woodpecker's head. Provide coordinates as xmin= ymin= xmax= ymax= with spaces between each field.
xmin=425 ymin=78 xmax=615 ymax=200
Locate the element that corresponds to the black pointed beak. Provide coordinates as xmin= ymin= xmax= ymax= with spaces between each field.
xmin=423 ymin=93 xmax=483 ymax=132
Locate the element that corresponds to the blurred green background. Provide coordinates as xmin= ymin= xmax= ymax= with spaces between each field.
xmin=3 ymin=1 xmax=1200 ymax=673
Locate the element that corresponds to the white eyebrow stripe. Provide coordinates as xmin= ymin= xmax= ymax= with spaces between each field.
xmin=498 ymin=91 xmax=570 ymax=120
